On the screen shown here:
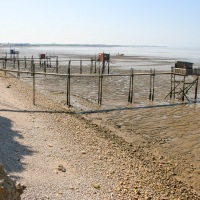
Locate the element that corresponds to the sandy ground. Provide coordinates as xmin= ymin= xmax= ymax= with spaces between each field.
xmin=0 ymin=56 xmax=200 ymax=199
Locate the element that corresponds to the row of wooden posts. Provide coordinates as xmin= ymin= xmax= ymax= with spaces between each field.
xmin=0 ymin=57 xmax=199 ymax=107
xmin=1 ymin=55 xmax=109 ymax=75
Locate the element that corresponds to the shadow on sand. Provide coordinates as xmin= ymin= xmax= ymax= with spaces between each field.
xmin=0 ymin=101 xmax=198 ymax=115
xmin=0 ymin=115 xmax=33 ymax=178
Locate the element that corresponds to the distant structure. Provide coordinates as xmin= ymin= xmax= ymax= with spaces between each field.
xmin=175 ymin=61 xmax=193 ymax=75
xmin=9 ymin=49 xmax=19 ymax=58
xmin=166 ymin=61 xmax=200 ymax=102
xmin=98 ymin=53 xmax=110 ymax=74
xmin=39 ymin=53 xmax=46 ymax=60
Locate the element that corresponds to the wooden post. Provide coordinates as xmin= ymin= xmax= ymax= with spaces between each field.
xmin=108 ymin=60 xmax=110 ymax=74
xmin=17 ymin=60 xmax=20 ymax=78
xmin=66 ymin=66 xmax=71 ymax=106
xmin=44 ymin=61 xmax=46 ymax=75
xmin=98 ymin=67 xmax=100 ymax=104
xmin=31 ymin=56 xmax=34 ymax=76
xmin=195 ymin=76 xmax=198 ymax=101
xmin=98 ymin=67 xmax=103 ymax=105
xmin=149 ymin=69 xmax=152 ymax=100
xmin=182 ymin=76 xmax=186 ymax=101
xmin=4 ymin=54 xmax=7 ymax=69
xmin=4 ymin=55 xmax=7 ymax=76
xmin=24 ymin=56 xmax=27 ymax=68
xmin=128 ymin=69 xmax=131 ymax=103
xmin=152 ymin=68 xmax=155 ymax=101
xmin=173 ymin=69 xmax=176 ymax=99
xmin=170 ymin=67 xmax=173 ymax=98
xmin=90 ymin=58 xmax=93 ymax=74
xmin=80 ymin=60 xmax=82 ymax=74
xmin=94 ymin=55 xmax=97 ymax=73
xmin=128 ymin=68 xmax=134 ymax=103
xmin=102 ymin=61 xmax=105 ymax=74
xmin=33 ymin=63 xmax=36 ymax=105
xmin=13 ymin=57 xmax=16 ymax=68
xmin=56 ymin=56 xmax=58 ymax=73
xmin=68 ymin=60 xmax=71 ymax=75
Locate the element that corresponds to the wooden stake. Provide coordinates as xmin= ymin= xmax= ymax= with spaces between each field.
xmin=14 ymin=57 xmax=16 ymax=68
xmin=17 ymin=60 xmax=20 ymax=78
xmin=33 ymin=63 xmax=36 ymax=105
xmin=100 ymin=71 xmax=103 ymax=105
xmin=31 ymin=56 xmax=34 ymax=76
xmin=195 ymin=76 xmax=198 ymax=101
xmin=90 ymin=58 xmax=93 ymax=74
xmin=170 ymin=67 xmax=173 ymax=98
xmin=173 ymin=69 xmax=176 ymax=99
xmin=24 ymin=56 xmax=27 ymax=68
xmin=98 ymin=68 xmax=100 ymax=104
xmin=128 ymin=68 xmax=134 ymax=103
xmin=66 ymin=66 xmax=71 ymax=106
xmin=149 ymin=69 xmax=152 ymax=100
xmin=182 ymin=76 xmax=186 ymax=101
xmin=80 ymin=60 xmax=82 ymax=74
xmin=5 ymin=54 xmax=7 ymax=69
xmin=98 ymin=67 xmax=103 ymax=105
xmin=152 ymin=69 xmax=155 ymax=101
xmin=56 ymin=56 xmax=58 ymax=73
xmin=108 ymin=60 xmax=110 ymax=74
xmin=94 ymin=55 xmax=97 ymax=73
xmin=4 ymin=55 xmax=7 ymax=76
xmin=44 ymin=61 xmax=46 ymax=75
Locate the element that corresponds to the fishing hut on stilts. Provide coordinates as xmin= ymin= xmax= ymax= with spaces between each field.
xmin=39 ymin=53 xmax=59 ymax=73
xmin=97 ymin=53 xmax=110 ymax=74
xmin=166 ymin=61 xmax=199 ymax=102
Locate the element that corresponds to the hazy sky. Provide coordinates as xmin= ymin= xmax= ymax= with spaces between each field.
xmin=0 ymin=0 xmax=200 ymax=47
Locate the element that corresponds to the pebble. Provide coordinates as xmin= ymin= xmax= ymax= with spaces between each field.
xmin=57 ymin=164 xmax=66 ymax=172
xmin=92 ymin=184 xmax=100 ymax=189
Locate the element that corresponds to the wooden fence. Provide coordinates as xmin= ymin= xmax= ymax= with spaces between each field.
xmin=0 ymin=57 xmax=199 ymax=107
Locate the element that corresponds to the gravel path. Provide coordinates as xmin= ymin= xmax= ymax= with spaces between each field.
xmin=0 ymin=71 xmax=199 ymax=199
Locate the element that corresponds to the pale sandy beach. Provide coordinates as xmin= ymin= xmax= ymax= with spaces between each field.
xmin=0 ymin=49 xmax=200 ymax=199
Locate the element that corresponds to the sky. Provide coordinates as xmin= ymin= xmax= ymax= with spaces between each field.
xmin=0 ymin=0 xmax=200 ymax=48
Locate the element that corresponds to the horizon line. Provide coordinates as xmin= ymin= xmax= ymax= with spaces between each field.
xmin=0 ymin=43 xmax=168 ymax=48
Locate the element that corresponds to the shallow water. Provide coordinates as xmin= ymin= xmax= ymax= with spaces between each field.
xmin=1 ymin=45 xmax=200 ymax=70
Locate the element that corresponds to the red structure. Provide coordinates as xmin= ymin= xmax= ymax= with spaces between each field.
xmin=98 ymin=53 xmax=110 ymax=62
xmin=39 ymin=54 xmax=46 ymax=59
xmin=97 ymin=53 xmax=110 ymax=74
